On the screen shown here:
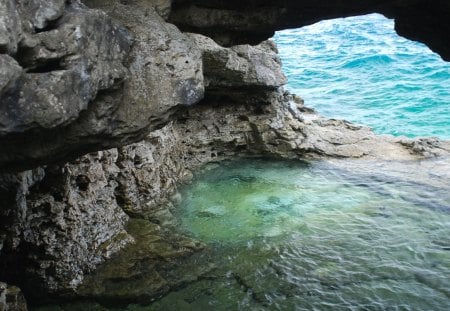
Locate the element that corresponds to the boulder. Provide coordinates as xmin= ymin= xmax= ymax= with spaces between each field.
xmin=0 ymin=0 xmax=204 ymax=172
xmin=0 ymin=0 xmax=20 ymax=54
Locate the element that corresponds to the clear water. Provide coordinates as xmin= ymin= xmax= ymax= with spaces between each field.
xmin=35 ymin=158 xmax=450 ymax=310
xmin=34 ymin=15 xmax=450 ymax=311
xmin=149 ymin=158 xmax=450 ymax=311
xmin=274 ymin=14 xmax=450 ymax=139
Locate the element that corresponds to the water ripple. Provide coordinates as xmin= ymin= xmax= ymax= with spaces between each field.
xmin=274 ymin=14 xmax=450 ymax=139
xmin=167 ymin=158 xmax=450 ymax=310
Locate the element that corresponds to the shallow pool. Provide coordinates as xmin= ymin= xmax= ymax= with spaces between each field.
xmin=36 ymin=158 xmax=450 ymax=310
xmin=151 ymin=158 xmax=450 ymax=310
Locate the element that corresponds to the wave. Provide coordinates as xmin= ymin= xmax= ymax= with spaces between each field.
xmin=274 ymin=13 xmax=450 ymax=139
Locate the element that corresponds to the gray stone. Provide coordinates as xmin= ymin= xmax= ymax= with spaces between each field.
xmin=0 ymin=6 xmax=132 ymax=135
xmin=0 ymin=0 xmax=450 ymax=305
xmin=19 ymin=0 xmax=66 ymax=30
xmin=188 ymin=33 xmax=286 ymax=90
xmin=169 ymin=0 xmax=450 ymax=61
xmin=0 ymin=55 xmax=22 ymax=96
xmin=0 ymin=152 xmax=132 ymax=300
xmin=0 ymin=0 xmax=20 ymax=54
xmin=0 ymin=0 xmax=204 ymax=172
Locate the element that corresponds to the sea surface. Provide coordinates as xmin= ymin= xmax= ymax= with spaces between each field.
xmin=274 ymin=14 xmax=450 ymax=139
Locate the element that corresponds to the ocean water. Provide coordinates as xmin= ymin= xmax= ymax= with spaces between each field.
xmin=274 ymin=14 xmax=450 ymax=139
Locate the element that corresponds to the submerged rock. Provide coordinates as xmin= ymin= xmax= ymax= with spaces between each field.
xmin=75 ymin=219 xmax=207 ymax=306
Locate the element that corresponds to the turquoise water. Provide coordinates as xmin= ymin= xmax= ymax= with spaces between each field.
xmin=274 ymin=14 xmax=450 ymax=139
xmin=154 ymin=158 xmax=450 ymax=310
xmin=35 ymin=158 xmax=450 ymax=310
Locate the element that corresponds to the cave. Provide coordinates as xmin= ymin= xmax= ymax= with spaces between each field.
xmin=1 ymin=0 xmax=449 ymax=310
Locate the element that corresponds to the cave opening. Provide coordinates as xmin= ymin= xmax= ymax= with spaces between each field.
xmin=274 ymin=13 xmax=450 ymax=139
xmin=7 ymin=5 xmax=450 ymax=310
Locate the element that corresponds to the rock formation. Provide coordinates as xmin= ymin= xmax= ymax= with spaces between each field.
xmin=170 ymin=0 xmax=450 ymax=61
xmin=1 ymin=0 xmax=450 ymax=308
xmin=0 ymin=0 xmax=203 ymax=172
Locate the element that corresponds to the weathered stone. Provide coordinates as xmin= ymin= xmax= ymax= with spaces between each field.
xmin=0 ymin=56 xmax=22 ymax=97
xmin=0 ymin=0 xmax=20 ymax=54
xmin=99 ymin=3 xmax=204 ymax=136
xmin=19 ymin=0 xmax=66 ymax=30
xmin=0 ymin=0 xmax=204 ymax=172
xmin=1 ymin=0 xmax=450 ymax=306
xmin=188 ymin=33 xmax=286 ymax=90
xmin=169 ymin=0 xmax=450 ymax=61
xmin=76 ymin=219 xmax=206 ymax=305
xmin=0 ymin=152 xmax=132 ymax=301
xmin=84 ymin=0 xmax=172 ymax=20
xmin=0 ymin=282 xmax=27 ymax=311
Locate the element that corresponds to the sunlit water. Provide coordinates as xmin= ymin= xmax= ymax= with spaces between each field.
xmin=145 ymin=158 xmax=450 ymax=311
xmin=274 ymin=14 xmax=450 ymax=139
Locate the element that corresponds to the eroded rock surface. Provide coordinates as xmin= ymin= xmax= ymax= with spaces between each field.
xmin=170 ymin=0 xmax=450 ymax=61
xmin=0 ymin=152 xmax=132 ymax=301
xmin=0 ymin=0 xmax=203 ymax=172
xmin=1 ymin=0 xmax=450 ymax=171
xmin=1 ymin=0 xmax=450 ymax=307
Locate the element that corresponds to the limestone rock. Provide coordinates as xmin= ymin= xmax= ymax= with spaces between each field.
xmin=0 ymin=152 xmax=132 ymax=301
xmin=0 ymin=0 xmax=204 ymax=172
xmin=84 ymin=0 xmax=172 ymax=20
xmin=1 ymin=0 xmax=450 ymax=305
xmin=0 ymin=283 xmax=27 ymax=311
xmin=19 ymin=0 xmax=66 ymax=30
xmin=0 ymin=56 xmax=22 ymax=96
xmin=0 ymin=0 xmax=20 ymax=54
xmin=188 ymin=33 xmax=286 ymax=90
xmin=169 ymin=0 xmax=450 ymax=61
xmin=398 ymin=137 xmax=449 ymax=158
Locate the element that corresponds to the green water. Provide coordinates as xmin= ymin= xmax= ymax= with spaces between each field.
xmin=35 ymin=158 xmax=450 ymax=310
xmin=152 ymin=158 xmax=450 ymax=310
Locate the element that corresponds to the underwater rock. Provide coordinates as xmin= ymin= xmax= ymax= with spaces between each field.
xmin=75 ymin=219 xmax=207 ymax=305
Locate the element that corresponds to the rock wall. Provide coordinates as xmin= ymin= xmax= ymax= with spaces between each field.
xmin=1 ymin=0 xmax=450 ymax=308
xmin=0 ymin=0 xmax=203 ymax=172
xmin=1 ymin=0 xmax=450 ymax=171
